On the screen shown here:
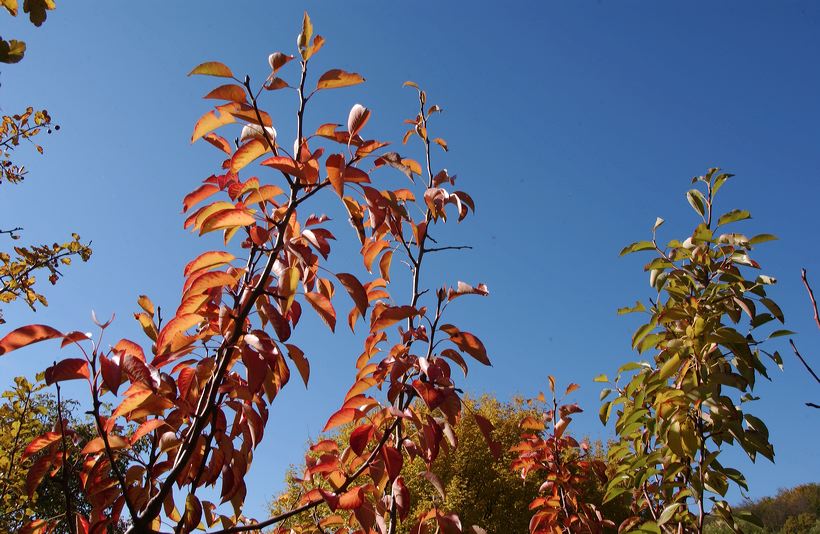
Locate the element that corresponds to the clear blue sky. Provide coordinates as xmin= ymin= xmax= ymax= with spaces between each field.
xmin=2 ymin=1 xmax=819 ymax=521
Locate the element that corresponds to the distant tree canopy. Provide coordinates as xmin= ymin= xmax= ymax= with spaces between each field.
xmin=704 ymin=483 xmax=820 ymax=534
xmin=270 ymin=395 xmax=632 ymax=533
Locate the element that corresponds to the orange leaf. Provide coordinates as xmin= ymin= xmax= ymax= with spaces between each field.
xmin=113 ymin=339 xmax=145 ymax=361
xmin=22 ymin=432 xmax=61 ymax=460
xmin=182 ymin=184 xmax=219 ymax=213
xmin=157 ymin=314 xmax=203 ymax=353
xmin=130 ymin=419 xmax=166 ymax=445
xmin=230 ymin=139 xmax=269 ymax=173
xmin=317 ymin=69 xmax=365 ymax=90
xmin=188 ymin=61 xmax=234 ymax=78
xmin=184 ymin=271 xmax=238 ymax=297
xmin=0 ymin=324 xmax=62 ymax=355
xmin=202 ymin=133 xmax=232 ymax=154
xmin=305 ymin=292 xmax=336 ymax=332
xmin=379 ymin=250 xmax=393 ymax=282
xmin=204 ymin=84 xmax=247 ymax=103
xmin=191 ymin=104 xmax=238 ymax=142
xmin=183 ymin=251 xmax=235 ymax=277
xmin=285 ymin=343 xmax=309 ymax=387
xmin=244 ymin=184 xmax=283 ymax=204
xmin=370 ymin=305 xmax=417 ymax=332
xmin=323 ymin=407 xmax=360 ymax=432
xmin=80 ymin=435 xmax=128 ymax=455
xmin=326 ymin=153 xmax=345 ymax=197
xmin=199 ymin=208 xmax=255 ymax=235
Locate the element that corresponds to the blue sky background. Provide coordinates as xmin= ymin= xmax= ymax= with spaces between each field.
xmin=1 ymin=0 xmax=819 ymax=521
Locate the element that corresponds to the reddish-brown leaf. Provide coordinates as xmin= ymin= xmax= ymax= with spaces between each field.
xmin=440 ymin=324 xmax=490 ymax=366
xmin=336 ymin=273 xmax=368 ymax=316
xmin=44 ymin=358 xmax=90 ymax=385
xmin=285 ymin=344 xmax=309 ymax=387
xmin=25 ymin=456 xmax=51 ymax=498
xmin=304 ymin=292 xmax=336 ymax=332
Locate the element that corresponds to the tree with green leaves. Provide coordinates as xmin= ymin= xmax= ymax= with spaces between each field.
xmin=0 ymin=1 xmax=92 ymax=323
xmin=600 ymin=168 xmax=788 ymax=533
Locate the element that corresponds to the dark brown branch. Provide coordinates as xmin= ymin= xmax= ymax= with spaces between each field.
xmin=55 ymin=381 xmax=76 ymax=534
xmin=423 ymin=244 xmax=472 ymax=254
xmin=210 ymin=417 xmax=404 ymax=533
xmin=789 ymin=339 xmax=820 ymax=384
xmin=802 ymin=268 xmax=820 ymax=331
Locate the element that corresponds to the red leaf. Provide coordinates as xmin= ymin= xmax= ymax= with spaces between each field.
xmin=349 ymin=423 xmax=374 ymax=456
xmin=382 ymin=445 xmax=403 ymax=482
xmin=323 ymin=407 xmax=360 ymax=432
xmin=0 ymin=324 xmax=62 ymax=355
xmin=44 ymin=358 xmax=90 ymax=385
xmin=22 ymin=431 xmax=61 ymax=460
xmin=25 ymin=456 xmax=51 ymax=498
xmin=392 ymin=476 xmax=410 ymax=520
xmin=99 ymin=355 xmax=122 ymax=395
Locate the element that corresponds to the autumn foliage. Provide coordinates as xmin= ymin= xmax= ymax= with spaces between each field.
xmin=0 ymin=12 xmax=492 ymax=534
xmin=0 ymin=10 xmax=806 ymax=534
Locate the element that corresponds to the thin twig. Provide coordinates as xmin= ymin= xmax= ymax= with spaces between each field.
xmin=801 ymin=268 xmax=820 ymax=331
xmin=789 ymin=339 xmax=820 ymax=384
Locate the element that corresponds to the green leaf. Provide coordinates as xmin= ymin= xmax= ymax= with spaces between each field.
xmin=712 ymin=172 xmax=733 ymax=195
xmin=686 ymin=189 xmax=707 ymax=218
xmin=717 ymin=209 xmax=751 ymax=227
xmin=692 ymin=223 xmax=713 ymax=243
xmin=758 ymin=297 xmax=784 ymax=322
xmin=620 ymin=241 xmax=655 ymax=256
xmin=658 ymin=354 xmax=681 ymax=381
xmin=0 ymin=38 xmax=26 ymax=64
xmin=631 ymin=321 xmax=657 ymax=350
xmin=617 ymin=301 xmax=646 ymax=315
xmin=749 ymin=233 xmax=777 ymax=245
xmin=593 ymin=374 xmax=609 ymax=383
xmin=657 ymin=503 xmax=681 ymax=526
xmin=768 ymin=329 xmax=796 ymax=339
